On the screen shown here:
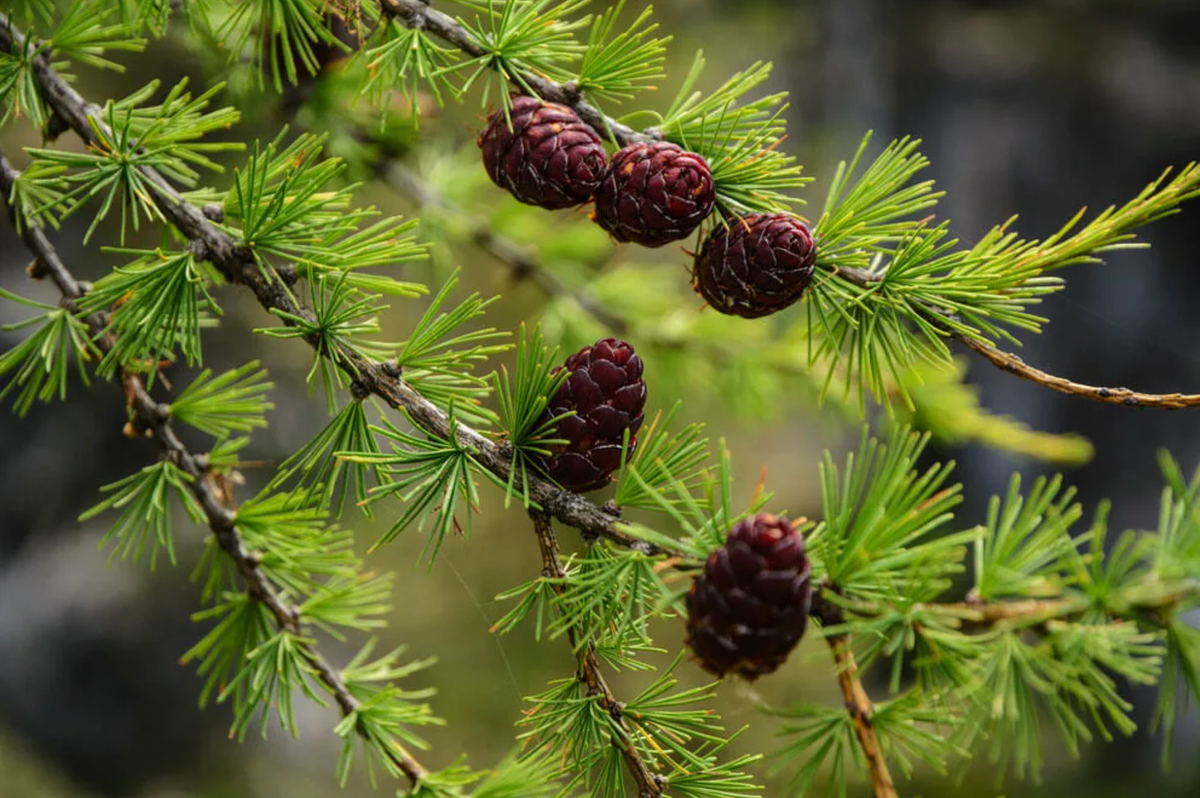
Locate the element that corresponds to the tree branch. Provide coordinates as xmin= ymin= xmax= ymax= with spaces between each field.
xmin=0 ymin=147 xmax=429 ymax=789
xmin=0 ymin=11 xmax=657 ymax=557
xmin=956 ymin=334 xmax=1200 ymax=409
xmin=528 ymin=510 xmax=665 ymax=798
xmin=811 ymin=596 xmax=898 ymax=798
xmin=375 ymin=0 xmax=1200 ymax=410
xmin=377 ymin=0 xmax=657 ymax=147
xmin=831 ymin=264 xmax=1200 ymax=409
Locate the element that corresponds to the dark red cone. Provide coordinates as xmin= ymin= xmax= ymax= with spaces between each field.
xmin=478 ymin=96 xmax=609 ymax=210
xmin=693 ymin=213 xmax=818 ymax=318
xmin=541 ymin=338 xmax=647 ymax=493
xmin=593 ymin=141 xmax=715 ymax=247
xmin=685 ymin=513 xmax=812 ymax=679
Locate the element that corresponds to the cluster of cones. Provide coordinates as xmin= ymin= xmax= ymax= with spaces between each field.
xmin=478 ymin=96 xmax=820 ymax=320
xmin=481 ymin=98 xmax=815 ymax=680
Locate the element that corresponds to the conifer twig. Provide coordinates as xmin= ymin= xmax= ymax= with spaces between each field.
xmin=378 ymin=0 xmax=657 ymax=147
xmin=956 ymin=335 xmax=1200 ymax=409
xmin=812 ymin=595 xmax=898 ymax=798
xmin=0 ymin=12 xmax=656 ymax=555
xmin=0 ymin=148 xmax=429 ymax=790
xmin=528 ymin=510 xmax=665 ymax=798
xmin=833 ymin=265 xmax=1200 ymax=409
xmin=885 ymin=582 xmax=1200 ymax=632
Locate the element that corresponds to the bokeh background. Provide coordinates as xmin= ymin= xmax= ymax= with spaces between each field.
xmin=2 ymin=0 xmax=1200 ymax=796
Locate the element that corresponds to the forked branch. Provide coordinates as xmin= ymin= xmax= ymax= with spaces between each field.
xmin=0 ymin=148 xmax=429 ymax=789
xmin=0 ymin=12 xmax=645 ymax=553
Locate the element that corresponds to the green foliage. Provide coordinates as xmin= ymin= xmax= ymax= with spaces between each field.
xmin=27 ymin=80 xmax=239 ymax=242
xmin=346 ymin=414 xmax=490 ymax=565
xmin=807 ymin=427 xmax=969 ymax=602
xmin=79 ymin=249 xmax=220 ymax=378
xmin=336 ymin=640 xmax=442 ymax=786
xmin=223 ymin=629 xmax=326 ymax=740
xmin=576 ymin=1 xmax=669 ymax=110
xmin=269 ymin=398 xmax=387 ymax=517
xmin=232 ymin=489 xmax=359 ymax=595
xmin=0 ymin=288 xmax=98 ymax=415
xmin=360 ymin=17 xmax=460 ymax=122
xmin=210 ymin=0 xmax=355 ymax=91
xmin=767 ymin=433 xmax=1200 ymax=791
xmin=5 ymin=161 xmax=71 ymax=231
xmin=0 ymin=31 xmax=48 ymax=127
xmin=5 ymin=4 xmax=1200 ymax=797
xmin=806 ymin=140 xmax=1200 ymax=408
xmin=454 ymin=0 xmax=590 ymax=110
xmin=397 ymin=272 xmax=509 ymax=426
xmin=654 ymin=56 xmax=808 ymax=215
xmin=78 ymin=459 xmax=206 ymax=568
xmin=549 ymin=544 xmax=677 ymax=659
xmin=491 ymin=323 xmax=568 ymax=504
xmin=182 ymin=591 xmax=275 ymax=708
xmin=50 ymin=0 xmax=146 ymax=71
xmin=622 ymin=440 xmax=775 ymax=560
xmin=257 ymin=272 xmax=394 ymax=413
xmin=224 ymin=132 xmax=429 ymax=286
xmin=167 ymin=360 xmax=274 ymax=437
xmin=613 ymin=402 xmax=709 ymax=511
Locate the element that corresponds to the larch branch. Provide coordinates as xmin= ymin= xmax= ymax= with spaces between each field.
xmin=832 ymin=264 xmax=1200 ymax=409
xmin=0 ymin=147 xmax=429 ymax=789
xmin=0 ymin=11 xmax=659 ymax=558
xmin=811 ymin=597 xmax=898 ymax=798
xmin=377 ymin=0 xmax=657 ymax=147
xmin=528 ymin=510 xmax=665 ymax=798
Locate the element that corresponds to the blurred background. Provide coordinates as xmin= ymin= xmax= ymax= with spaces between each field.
xmin=2 ymin=0 xmax=1200 ymax=796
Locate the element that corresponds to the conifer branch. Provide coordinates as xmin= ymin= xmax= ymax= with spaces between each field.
xmin=830 ymin=636 xmax=898 ymax=798
xmin=846 ymin=581 xmax=1200 ymax=634
xmin=957 ymin=335 xmax=1200 ymax=409
xmin=0 ymin=12 xmax=660 ymax=555
xmin=528 ymin=510 xmax=665 ymax=798
xmin=0 ymin=146 xmax=429 ymax=790
xmin=378 ymin=0 xmax=656 ymax=147
xmin=832 ymin=264 xmax=1200 ymax=409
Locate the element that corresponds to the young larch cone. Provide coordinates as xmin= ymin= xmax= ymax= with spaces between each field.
xmin=685 ymin=513 xmax=813 ymax=679
xmin=692 ymin=213 xmax=818 ymax=318
xmin=478 ymin=95 xmax=609 ymax=209
xmin=541 ymin=338 xmax=648 ymax=492
xmin=593 ymin=141 xmax=716 ymax=247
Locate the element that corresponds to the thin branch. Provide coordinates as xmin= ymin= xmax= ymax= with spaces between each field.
xmin=378 ymin=0 xmax=657 ymax=147
xmin=811 ymin=596 xmax=898 ymax=798
xmin=957 ymin=335 xmax=1200 ymax=409
xmin=0 ymin=148 xmax=429 ymax=788
xmin=379 ymin=160 xmax=629 ymax=334
xmin=0 ymin=12 xmax=653 ymax=556
xmin=528 ymin=510 xmax=665 ymax=798
xmin=831 ymin=264 xmax=1200 ymax=409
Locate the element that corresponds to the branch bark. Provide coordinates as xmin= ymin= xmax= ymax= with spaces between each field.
xmin=0 ymin=148 xmax=429 ymax=789
xmin=528 ymin=510 xmax=665 ymax=798
xmin=811 ymin=597 xmax=898 ymax=798
xmin=378 ymin=0 xmax=657 ymax=148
